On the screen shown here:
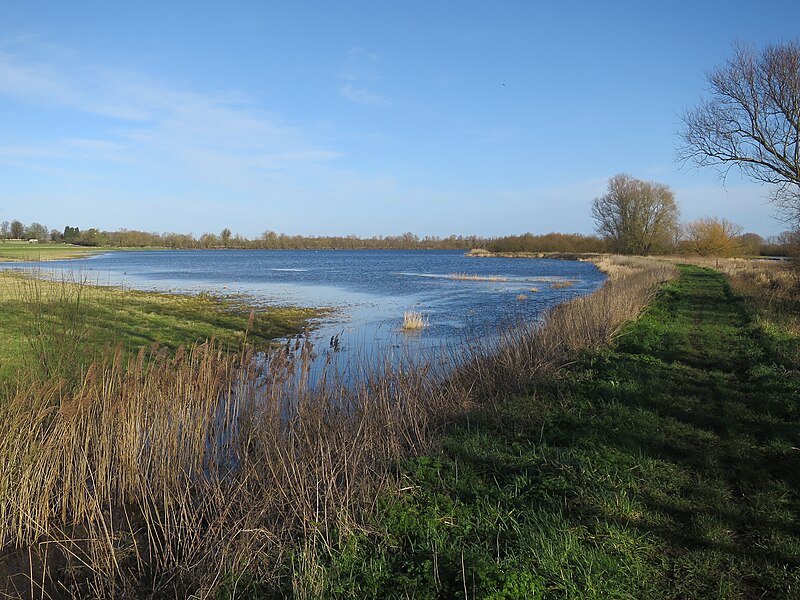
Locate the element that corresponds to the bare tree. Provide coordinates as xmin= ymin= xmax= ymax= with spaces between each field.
xmin=10 ymin=220 xmax=24 ymax=239
xmin=592 ymin=174 xmax=679 ymax=255
xmin=683 ymin=217 xmax=744 ymax=256
xmin=679 ymin=41 xmax=800 ymax=223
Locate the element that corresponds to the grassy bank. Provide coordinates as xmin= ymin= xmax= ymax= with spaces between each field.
xmin=318 ymin=265 xmax=799 ymax=598
xmin=0 ymin=242 xmax=130 ymax=262
xmin=0 ymin=270 xmax=322 ymax=385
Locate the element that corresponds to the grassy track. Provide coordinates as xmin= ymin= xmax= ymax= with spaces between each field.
xmin=314 ymin=265 xmax=800 ymax=599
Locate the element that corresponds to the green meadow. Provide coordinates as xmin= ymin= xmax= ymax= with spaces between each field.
xmin=0 ymin=242 xmax=126 ymax=262
xmin=0 ymin=270 xmax=322 ymax=384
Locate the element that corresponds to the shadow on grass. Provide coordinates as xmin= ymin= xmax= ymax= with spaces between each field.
xmin=322 ymin=266 xmax=800 ymax=599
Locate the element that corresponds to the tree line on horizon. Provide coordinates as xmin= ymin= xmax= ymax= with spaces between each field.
xmin=0 ymin=216 xmax=796 ymax=258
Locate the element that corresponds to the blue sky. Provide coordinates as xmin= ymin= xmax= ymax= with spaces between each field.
xmin=1 ymin=1 xmax=798 ymax=238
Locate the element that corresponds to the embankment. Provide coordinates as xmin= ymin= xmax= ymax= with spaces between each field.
xmin=320 ymin=265 xmax=800 ymax=598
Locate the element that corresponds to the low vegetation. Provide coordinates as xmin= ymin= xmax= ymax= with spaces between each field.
xmin=666 ymin=255 xmax=800 ymax=336
xmin=550 ymin=280 xmax=574 ymax=289
xmin=0 ymin=270 xmax=320 ymax=385
xmin=0 ymin=256 xmax=677 ymax=598
xmin=0 ymin=242 xmax=115 ymax=262
xmin=401 ymin=310 xmax=429 ymax=331
xmin=447 ymin=273 xmax=509 ymax=282
xmin=316 ymin=265 xmax=800 ymax=598
xmin=3 ymin=253 xmax=797 ymax=598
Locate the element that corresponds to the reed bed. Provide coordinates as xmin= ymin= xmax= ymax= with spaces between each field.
xmin=446 ymin=273 xmax=508 ymax=282
xmin=0 ymin=256 xmax=676 ymax=598
xmin=456 ymin=257 xmax=676 ymax=399
xmin=550 ymin=280 xmax=575 ymax=289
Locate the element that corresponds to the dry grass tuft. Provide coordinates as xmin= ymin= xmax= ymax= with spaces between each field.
xmin=465 ymin=248 xmax=493 ymax=257
xmin=401 ymin=310 xmax=429 ymax=331
xmin=551 ymin=280 xmax=575 ymax=289
xmin=584 ymin=255 xmax=658 ymax=280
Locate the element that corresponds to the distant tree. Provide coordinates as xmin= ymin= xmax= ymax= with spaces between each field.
xmin=760 ymin=230 xmax=799 ymax=256
xmin=260 ymin=230 xmax=279 ymax=248
xmin=0 ymin=221 xmax=9 ymax=241
xmin=49 ymin=228 xmax=63 ymax=242
xmin=25 ymin=222 xmax=48 ymax=242
xmin=199 ymin=233 xmax=219 ymax=248
xmin=683 ymin=217 xmax=744 ymax=256
xmin=74 ymin=228 xmax=106 ymax=247
xmin=591 ymin=174 xmax=679 ymax=255
xmin=63 ymin=226 xmax=81 ymax=242
xmin=679 ymin=41 xmax=800 ymax=225
xmin=400 ymin=232 xmax=419 ymax=249
xmin=737 ymin=232 xmax=764 ymax=255
xmin=10 ymin=220 xmax=24 ymax=239
xmin=220 ymin=228 xmax=232 ymax=246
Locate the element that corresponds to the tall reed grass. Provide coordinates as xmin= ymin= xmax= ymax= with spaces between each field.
xmin=0 ymin=256 xmax=676 ymax=598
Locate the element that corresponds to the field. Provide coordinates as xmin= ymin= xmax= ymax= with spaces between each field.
xmin=0 ymin=242 xmax=127 ymax=262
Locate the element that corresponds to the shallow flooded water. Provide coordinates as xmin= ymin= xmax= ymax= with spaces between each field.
xmin=2 ymin=249 xmax=605 ymax=363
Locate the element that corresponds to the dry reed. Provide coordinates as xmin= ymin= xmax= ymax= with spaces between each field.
xmin=401 ymin=310 xmax=429 ymax=331
xmin=550 ymin=280 xmax=575 ymax=289
xmin=447 ymin=273 xmax=508 ymax=282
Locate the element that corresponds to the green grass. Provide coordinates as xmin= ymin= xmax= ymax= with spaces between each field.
xmin=298 ymin=265 xmax=800 ymax=599
xmin=0 ymin=241 xmax=134 ymax=262
xmin=0 ymin=270 xmax=323 ymax=385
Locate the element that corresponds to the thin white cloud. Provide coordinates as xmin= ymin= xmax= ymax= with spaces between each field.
xmin=62 ymin=138 xmax=129 ymax=152
xmin=338 ymin=83 xmax=391 ymax=107
xmin=0 ymin=145 xmax=65 ymax=159
xmin=0 ymin=51 xmax=152 ymax=120
xmin=0 ymin=42 xmax=343 ymax=189
xmin=456 ymin=126 xmax=515 ymax=144
xmin=337 ymin=47 xmax=391 ymax=106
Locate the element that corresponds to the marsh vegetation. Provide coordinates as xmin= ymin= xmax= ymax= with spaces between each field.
xmin=0 ymin=255 xmax=678 ymax=598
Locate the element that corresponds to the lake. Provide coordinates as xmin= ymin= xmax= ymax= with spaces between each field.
xmin=2 ymin=249 xmax=606 ymax=362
